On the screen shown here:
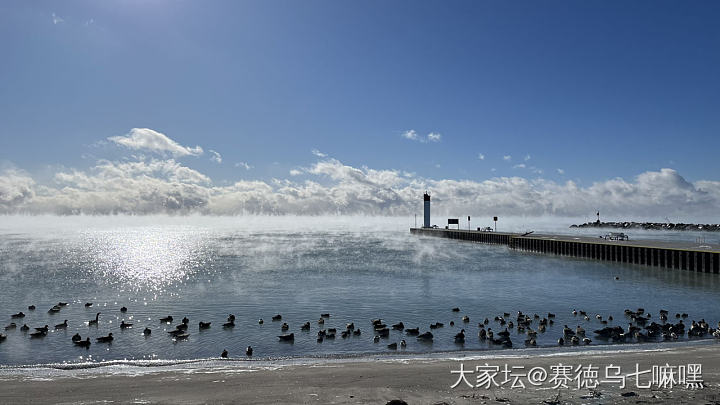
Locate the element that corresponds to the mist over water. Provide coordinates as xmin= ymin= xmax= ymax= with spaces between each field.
xmin=0 ymin=215 xmax=718 ymax=368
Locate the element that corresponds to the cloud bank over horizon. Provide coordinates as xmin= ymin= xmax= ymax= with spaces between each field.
xmin=2 ymin=129 xmax=720 ymax=221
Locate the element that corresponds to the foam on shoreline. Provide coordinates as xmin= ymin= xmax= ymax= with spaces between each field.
xmin=1 ymin=339 xmax=716 ymax=381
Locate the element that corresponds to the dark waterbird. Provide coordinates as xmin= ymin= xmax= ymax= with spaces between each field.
xmin=159 ymin=316 xmax=173 ymax=323
xmin=221 ymin=349 xmax=228 ymax=358
xmin=199 ymin=321 xmax=211 ymax=329
xmin=96 ymin=333 xmax=113 ymax=343
xmin=88 ymin=313 xmax=100 ymax=325
xmin=278 ymin=333 xmax=294 ymax=342
xmin=11 ymin=312 xmax=25 ymax=319
xmin=417 ymin=331 xmax=433 ymax=341
xmin=246 ymin=346 xmax=253 ymax=356
xmin=74 ymin=337 xmax=91 ymax=348
xmin=405 ymin=327 xmax=420 ymax=336
xmin=4 ymin=323 xmax=16 ymax=331
xmin=55 ymin=320 xmax=68 ymax=329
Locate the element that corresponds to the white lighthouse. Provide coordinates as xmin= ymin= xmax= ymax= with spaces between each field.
xmin=423 ymin=192 xmax=431 ymax=228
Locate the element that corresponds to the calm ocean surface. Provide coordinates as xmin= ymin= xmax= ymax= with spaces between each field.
xmin=0 ymin=216 xmax=719 ymax=368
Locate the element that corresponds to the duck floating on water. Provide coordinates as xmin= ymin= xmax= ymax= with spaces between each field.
xmin=417 ymin=331 xmax=433 ymax=341
xmin=221 ymin=349 xmax=228 ymax=358
xmin=11 ymin=312 xmax=25 ymax=318
xmin=74 ymin=337 xmax=90 ymax=348
xmin=199 ymin=321 xmax=211 ymax=329
xmin=159 ymin=316 xmax=173 ymax=323
xmin=246 ymin=346 xmax=253 ymax=356
xmin=96 ymin=333 xmax=113 ymax=343
xmin=29 ymin=329 xmax=47 ymax=338
xmin=88 ymin=313 xmax=100 ymax=325
xmin=405 ymin=327 xmax=419 ymax=336
xmin=72 ymin=333 xmax=82 ymax=342
xmin=143 ymin=327 xmax=152 ymax=335
xmin=278 ymin=333 xmax=294 ymax=342
xmin=4 ymin=323 xmax=16 ymax=331
xmin=55 ymin=320 xmax=68 ymax=329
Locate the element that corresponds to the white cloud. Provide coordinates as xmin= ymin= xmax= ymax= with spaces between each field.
xmin=0 ymin=169 xmax=35 ymax=212
xmin=235 ymin=162 xmax=253 ymax=170
xmin=52 ymin=12 xmax=64 ymax=25
xmin=503 ymin=155 xmax=512 ymax=161
xmin=557 ymin=168 xmax=565 ymax=175
xmin=401 ymin=130 xmax=418 ymax=141
xmin=311 ymin=149 xmax=327 ymax=158
xmin=108 ymin=128 xmax=203 ymax=157
xmin=427 ymin=132 xmax=442 ymax=142
xmin=3 ymin=142 xmax=720 ymax=219
xmin=209 ymin=150 xmax=222 ymax=164
xmin=513 ymin=164 xmax=526 ymax=169
xmin=478 ymin=153 xmax=485 ymax=160
xmin=402 ymin=130 xmax=441 ymax=143
xmin=289 ymin=169 xmax=302 ymax=176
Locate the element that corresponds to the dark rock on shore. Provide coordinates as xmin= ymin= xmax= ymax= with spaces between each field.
xmin=570 ymin=221 xmax=720 ymax=232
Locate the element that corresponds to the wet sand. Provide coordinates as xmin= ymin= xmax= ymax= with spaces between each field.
xmin=1 ymin=343 xmax=720 ymax=404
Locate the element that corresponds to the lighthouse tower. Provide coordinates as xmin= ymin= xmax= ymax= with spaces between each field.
xmin=423 ymin=192 xmax=431 ymax=228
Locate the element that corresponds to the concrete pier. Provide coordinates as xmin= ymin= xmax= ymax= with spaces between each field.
xmin=410 ymin=227 xmax=720 ymax=274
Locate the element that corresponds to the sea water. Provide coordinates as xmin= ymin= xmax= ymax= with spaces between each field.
xmin=0 ymin=216 xmax=718 ymax=369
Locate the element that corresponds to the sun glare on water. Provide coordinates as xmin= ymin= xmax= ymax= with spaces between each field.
xmin=78 ymin=227 xmax=213 ymax=291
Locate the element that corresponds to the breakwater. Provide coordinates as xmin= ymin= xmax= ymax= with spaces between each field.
xmin=571 ymin=221 xmax=720 ymax=232
xmin=410 ymin=227 xmax=720 ymax=274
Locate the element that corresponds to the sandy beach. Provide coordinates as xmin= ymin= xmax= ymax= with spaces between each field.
xmin=1 ymin=342 xmax=719 ymax=404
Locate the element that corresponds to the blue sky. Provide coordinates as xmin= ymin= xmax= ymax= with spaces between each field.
xmin=1 ymin=1 xmax=720 ymax=218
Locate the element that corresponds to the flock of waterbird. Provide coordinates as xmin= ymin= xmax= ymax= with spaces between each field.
xmin=1 ymin=302 xmax=719 ymax=359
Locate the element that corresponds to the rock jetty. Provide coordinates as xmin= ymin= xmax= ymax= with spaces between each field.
xmin=570 ymin=221 xmax=720 ymax=232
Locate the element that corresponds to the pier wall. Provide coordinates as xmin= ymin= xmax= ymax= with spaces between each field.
xmin=410 ymin=228 xmax=720 ymax=274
